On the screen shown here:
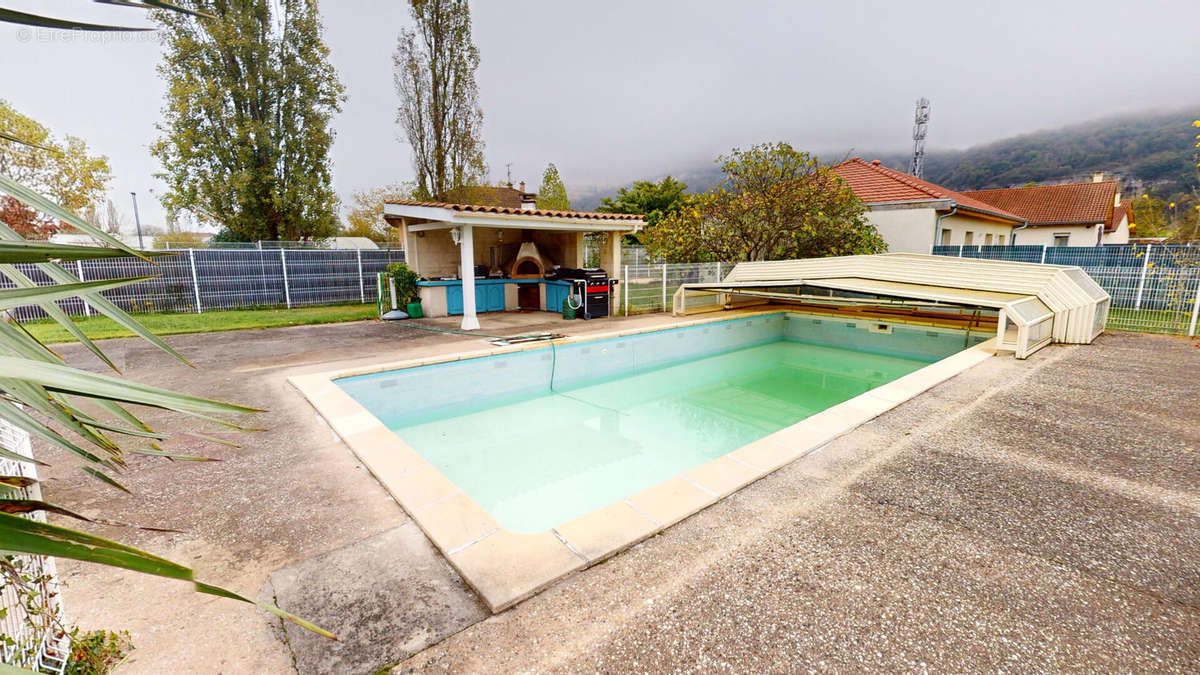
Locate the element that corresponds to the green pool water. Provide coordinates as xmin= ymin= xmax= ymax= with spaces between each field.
xmin=392 ymin=340 xmax=931 ymax=533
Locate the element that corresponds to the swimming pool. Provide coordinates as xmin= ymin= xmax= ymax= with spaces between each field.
xmin=335 ymin=314 xmax=987 ymax=533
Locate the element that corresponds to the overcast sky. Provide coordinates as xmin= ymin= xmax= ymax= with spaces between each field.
xmin=3 ymin=0 xmax=1199 ymax=230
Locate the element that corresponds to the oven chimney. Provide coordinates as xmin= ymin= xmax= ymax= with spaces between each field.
xmin=518 ymin=181 xmax=537 ymax=210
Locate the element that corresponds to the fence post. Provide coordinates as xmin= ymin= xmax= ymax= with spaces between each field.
xmin=1188 ymin=278 xmax=1200 ymax=337
xmin=356 ymin=248 xmax=365 ymax=303
xmin=623 ymin=265 xmax=629 ymax=316
xmin=716 ymin=261 xmax=722 ymax=281
xmin=1133 ymin=243 xmax=1151 ymax=311
xmin=280 ymin=248 xmax=292 ymax=309
xmin=1040 ymin=245 xmax=1047 ymax=265
xmin=75 ymin=260 xmax=91 ymax=317
xmin=661 ymin=264 xmax=667 ymax=311
xmin=188 ymin=248 xmax=202 ymax=313
xmin=958 ymin=244 xmax=964 ymax=257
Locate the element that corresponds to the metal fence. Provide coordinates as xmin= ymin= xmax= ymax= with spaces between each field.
xmin=157 ymin=240 xmax=405 ymax=250
xmin=621 ymin=246 xmax=656 ymax=266
xmin=0 ymin=420 xmax=69 ymax=674
xmin=933 ymin=244 xmax=1200 ymax=336
xmin=3 ymin=248 xmax=407 ymax=321
xmin=620 ymin=262 xmax=729 ymax=315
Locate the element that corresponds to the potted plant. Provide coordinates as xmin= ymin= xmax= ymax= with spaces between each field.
xmin=387 ymin=262 xmax=423 ymax=318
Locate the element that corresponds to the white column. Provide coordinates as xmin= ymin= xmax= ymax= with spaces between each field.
xmin=459 ymin=225 xmax=479 ymax=330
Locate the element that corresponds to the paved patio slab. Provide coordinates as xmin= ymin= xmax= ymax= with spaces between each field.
xmin=265 ymin=524 xmax=487 ymax=675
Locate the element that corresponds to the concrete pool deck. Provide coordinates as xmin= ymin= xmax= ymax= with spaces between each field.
xmin=36 ymin=314 xmax=1200 ymax=673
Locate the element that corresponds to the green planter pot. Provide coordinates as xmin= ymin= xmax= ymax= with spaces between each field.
xmin=406 ymin=302 xmax=423 ymax=319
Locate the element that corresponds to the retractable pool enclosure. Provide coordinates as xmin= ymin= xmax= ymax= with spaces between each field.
xmin=673 ymin=253 xmax=1110 ymax=359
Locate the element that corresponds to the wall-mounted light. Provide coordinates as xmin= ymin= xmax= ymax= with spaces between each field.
xmin=450 ymin=227 xmax=462 ymax=245
xmin=497 ymin=229 xmax=504 ymax=244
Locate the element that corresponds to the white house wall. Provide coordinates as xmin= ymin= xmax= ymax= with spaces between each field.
xmin=1102 ymin=216 xmax=1130 ymax=245
xmin=937 ymin=213 xmax=1016 ymax=248
xmin=862 ymin=206 xmax=938 ymax=254
xmin=1014 ymin=224 xmax=1103 ymax=247
xmin=863 ymin=207 xmax=1016 ymax=253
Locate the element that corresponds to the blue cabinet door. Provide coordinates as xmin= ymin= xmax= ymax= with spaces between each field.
xmin=446 ymin=285 xmax=463 ymax=315
xmin=545 ymin=283 xmax=569 ymax=313
xmin=447 ymin=282 xmax=504 ymax=315
xmin=483 ymin=284 xmax=505 ymax=311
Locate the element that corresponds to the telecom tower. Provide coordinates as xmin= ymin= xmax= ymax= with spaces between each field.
xmin=908 ymin=97 xmax=930 ymax=178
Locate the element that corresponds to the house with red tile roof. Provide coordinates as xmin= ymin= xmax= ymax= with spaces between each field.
xmin=832 ymin=158 xmax=1026 ymax=253
xmin=962 ymin=175 xmax=1132 ymax=246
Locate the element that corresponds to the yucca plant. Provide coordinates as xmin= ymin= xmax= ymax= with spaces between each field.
xmin=0 ymin=2 xmax=334 ymax=665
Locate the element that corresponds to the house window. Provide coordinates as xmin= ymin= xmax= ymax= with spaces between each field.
xmin=963 ymin=231 xmax=974 ymax=246
xmin=984 ymin=233 xmax=993 ymax=245
xmin=940 ymin=229 xmax=951 ymax=246
xmin=998 ymin=234 xmax=1006 ymax=245
xmin=1053 ymin=234 xmax=1070 ymax=247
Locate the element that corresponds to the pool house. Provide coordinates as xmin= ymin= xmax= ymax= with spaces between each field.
xmin=383 ymin=200 xmax=644 ymax=329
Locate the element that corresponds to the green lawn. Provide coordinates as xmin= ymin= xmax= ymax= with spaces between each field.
xmin=1107 ymin=307 xmax=1196 ymax=335
xmin=21 ymin=303 xmax=379 ymax=344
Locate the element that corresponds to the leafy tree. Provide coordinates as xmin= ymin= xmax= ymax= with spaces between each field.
xmin=644 ymin=143 xmax=883 ymax=263
xmin=394 ymin=0 xmax=487 ymax=201
xmin=596 ymin=176 xmax=689 ymax=229
xmin=343 ymin=182 xmax=414 ymax=243
xmin=535 ymin=163 xmax=570 ymax=210
xmin=152 ymin=229 xmax=206 ymax=249
xmin=103 ymin=198 xmax=124 ymax=235
xmin=0 ymin=195 xmax=59 ymax=239
xmin=152 ymin=0 xmax=345 ymax=242
xmin=0 ymin=100 xmax=111 ymax=214
xmin=1131 ymin=194 xmax=1168 ymax=238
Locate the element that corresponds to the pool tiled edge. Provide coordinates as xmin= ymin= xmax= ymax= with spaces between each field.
xmin=289 ymin=314 xmax=997 ymax=612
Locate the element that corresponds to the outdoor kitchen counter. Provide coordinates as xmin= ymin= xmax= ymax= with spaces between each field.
xmin=417 ymin=279 xmax=574 ymax=317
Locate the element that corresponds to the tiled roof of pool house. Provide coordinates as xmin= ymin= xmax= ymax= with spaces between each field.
xmin=384 ymin=199 xmax=646 ymax=222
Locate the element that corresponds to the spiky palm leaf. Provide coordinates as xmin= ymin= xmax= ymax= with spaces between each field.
xmin=0 ymin=2 xmax=332 ymax=645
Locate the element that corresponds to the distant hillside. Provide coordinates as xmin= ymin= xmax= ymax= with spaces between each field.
xmin=917 ymin=109 xmax=1199 ymax=191
xmin=571 ymin=108 xmax=1200 ymax=208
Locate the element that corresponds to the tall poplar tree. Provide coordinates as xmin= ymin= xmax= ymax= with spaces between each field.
xmin=152 ymin=0 xmax=344 ymax=241
xmin=536 ymin=163 xmax=570 ymax=210
xmin=394 ymin=0 xmax=487 ymax=201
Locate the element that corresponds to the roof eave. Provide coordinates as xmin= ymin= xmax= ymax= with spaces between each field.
xmin=382 ymin=203 xmax=643 ymax=232
xmin=950 ymin=204 xmax=1026 ymax=225
xmin=864 ymin=198 xmax=954 ymax=210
